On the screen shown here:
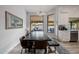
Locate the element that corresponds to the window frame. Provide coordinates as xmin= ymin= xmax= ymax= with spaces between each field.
xmin=47 ymin=14 xmax=55 ymax=33
xmin=30 ymin=15 xmax=44 ymax=32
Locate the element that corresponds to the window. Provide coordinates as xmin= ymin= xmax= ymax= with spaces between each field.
xmin=30 ymin=15 xmax=43 ymax=31
xmin=47 ymin=15 xmax=54 ymax=33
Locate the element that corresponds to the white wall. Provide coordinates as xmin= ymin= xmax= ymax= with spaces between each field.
xmin=0 ymin=6 xmax=26 ymax=53
xmin=57 ymin=6 xmax=79 ymax=41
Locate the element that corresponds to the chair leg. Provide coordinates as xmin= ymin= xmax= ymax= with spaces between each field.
xmin=34 ymin=49 xmax=36 ymax=54
xmin=21 ymin=48 xmax=23 ymax=54
xmin=44 ymin=48 xmax=47 ymax=54
xmin=54 ymin=46 xmax=56 ymax=54
xmin=28 ymin=48 xmax=31 ymax=52
xmin=25 ymin=49 xmax=27 ymax=53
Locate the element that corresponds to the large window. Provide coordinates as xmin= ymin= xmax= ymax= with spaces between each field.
xmin=47 ymin=15 xmax=54 ymax=33
xmin=30 ymin=15 xmax=43 ymax=31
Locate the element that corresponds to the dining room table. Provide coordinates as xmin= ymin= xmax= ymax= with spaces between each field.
xmin=25 ymin=31 xmax=51 ymax=41
xmin=24 ymin=31 xmax=59 ymax=54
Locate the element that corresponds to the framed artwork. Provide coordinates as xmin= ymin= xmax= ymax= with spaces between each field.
xmin=58 ymin=25 xmax=67 ymax=30
xmin=5 ymin=11 xmax=23 ymax=29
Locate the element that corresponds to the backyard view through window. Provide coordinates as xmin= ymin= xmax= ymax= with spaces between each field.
xmin=30 ymin=16 xmax=43 ymax=31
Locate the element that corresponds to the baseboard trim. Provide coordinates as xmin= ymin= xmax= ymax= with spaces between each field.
xmin=4 ymin=41 xmax=19 ymax=54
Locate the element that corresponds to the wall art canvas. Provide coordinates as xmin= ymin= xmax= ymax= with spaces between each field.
xmin=5 ymin=11 xmax=23 ymax=29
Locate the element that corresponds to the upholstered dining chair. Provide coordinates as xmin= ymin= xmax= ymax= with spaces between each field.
xmin=34 ymin=40 xmax=48 ymax=54
xmin=20 ymin=36 xmax=33 ymax=54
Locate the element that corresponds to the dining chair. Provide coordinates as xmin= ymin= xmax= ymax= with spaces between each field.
xmin=34 ymin=40 xmax=48 ymax=54
xmin=20 ymin=36 xmax=33 ymax=54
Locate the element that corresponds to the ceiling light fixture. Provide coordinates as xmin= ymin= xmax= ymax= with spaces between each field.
xmin=37 ymin=11 xmax=46 ymax=16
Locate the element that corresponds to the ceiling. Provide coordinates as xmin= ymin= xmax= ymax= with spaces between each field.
xmin=24 ymin=5 xmax=56 ymax=13
xmin=1 ymin=5 xmax=56 ymax=13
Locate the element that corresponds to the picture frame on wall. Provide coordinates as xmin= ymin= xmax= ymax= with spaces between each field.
xmin=5 ymin=11 xmax=23 ymax=29
xmin=58 ymin=25 xmax=67 ymax=30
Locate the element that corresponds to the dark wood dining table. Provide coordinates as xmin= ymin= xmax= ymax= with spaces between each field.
xmin=25 ymin=31 xmax=51 ymax=41
xmin=24 ymin=31 xmax=59 ymax=53
xmin=24 ymin=31 xmax=51 ymax=53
